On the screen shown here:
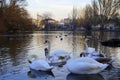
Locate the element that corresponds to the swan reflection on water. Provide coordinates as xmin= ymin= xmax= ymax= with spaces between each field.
xmin=66 ymin=73 xmax=104 ymax=80
xmin=27 ymin=69 xmax=55 ymax=79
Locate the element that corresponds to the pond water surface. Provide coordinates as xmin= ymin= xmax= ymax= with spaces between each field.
xmin=0 ymin=31 xmax=120 ymax=80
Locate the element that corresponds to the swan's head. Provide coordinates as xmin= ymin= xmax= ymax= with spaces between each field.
xmin=44 ymin=40 xmax=50 ymax=49
xmin=27 ymin=54 xmax=40 ymax=63
xmin=85 ymin=38 xmax=89 ymax=42
xmin=44 ymin=48 xmax=48 ymax=53
xmin=80 ymin=52 xmax=86 ymax=57
xmin=44 ymin=40 xmax=50 ymax=44
xmin=44 ymin=48 xmax=49 ymax=58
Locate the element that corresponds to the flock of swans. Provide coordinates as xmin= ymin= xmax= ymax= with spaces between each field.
xmin=27 ymin=38 xmax=116 ymax=78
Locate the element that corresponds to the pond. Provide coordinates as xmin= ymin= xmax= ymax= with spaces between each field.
xmin=0 ymin=31 xmax=120 ymax=80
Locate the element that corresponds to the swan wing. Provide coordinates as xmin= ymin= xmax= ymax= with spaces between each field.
xmin=50 ymin=49 xmax=68 ymax=57
xmin=67 ymin=57 xmax=108 ymax=74
xmin=49 ymin=49 xmax=70 ymax=62
xmin=74 ymin=57 xmax=101 ymax=64
xmin=30 ymin=59 xmax=53 ymax=71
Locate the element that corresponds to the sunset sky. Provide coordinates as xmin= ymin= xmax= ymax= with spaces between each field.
xmin=26 ymin=0 xmax=91 ymax=20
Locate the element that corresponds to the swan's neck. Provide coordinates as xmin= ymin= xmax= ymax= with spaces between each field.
xmin=45 ymin=41 xmax=50 ymax=60
xmin=45 ymin=48 xmax=49 ymax=60
xmin=85 ymin=40 xmax=88 ymax=50
xmin=48 ymin=42 xmax=50 ymax=54
xmin=84 ymin=40 xmax=89 ymax=57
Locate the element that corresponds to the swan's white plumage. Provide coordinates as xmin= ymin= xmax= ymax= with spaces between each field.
xmin=48 ymin=49 xmax=70 ymax=63
xmin=86 ymin=48 xmax=95 ymax=54
xmin=87 ymin=51 xmax=102 ymax=59
xmin=29 ymin=59 xmax=53 ymax=71
xmin=84 ymin=38 xmax=106 ymax=59
xmin=45 ymin=40 xmax=70 ymax=63
xmin=66 ymin=57 xmax=108 ymax=74
xmin=50 ymin=49 xmax=68 ymax=57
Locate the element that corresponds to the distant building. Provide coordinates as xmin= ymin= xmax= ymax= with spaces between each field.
xmin=41 ymin=18 xmax=56 ymax=30
xmin=64 ymin=18 xmax=71 ymax=25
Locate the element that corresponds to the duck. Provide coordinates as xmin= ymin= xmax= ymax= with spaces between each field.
xmin=66 ymin=57 xmax=108 ymax=74
xmin=44 ymin=40 xmax=71 ymax=64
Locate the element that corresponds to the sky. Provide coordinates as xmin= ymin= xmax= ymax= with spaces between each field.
xmin=26 ymin=0 xmax=91 ymax=21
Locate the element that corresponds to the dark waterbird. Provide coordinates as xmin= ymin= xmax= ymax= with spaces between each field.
xmin=101 ymin=39 xmax=120 ymax=47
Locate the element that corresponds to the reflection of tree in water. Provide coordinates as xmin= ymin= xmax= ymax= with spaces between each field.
xmin=0 ymin=35 xmax=32 ymax=74
xmin=85 ymin=30 xmax=92 ymax=37
xmin=0 ymin=35 xmax=32 ymax=53
xmin=67 ymin=73 xmax=104 ymax=80
xmin=72 ymin=31 xmax=77 ymax=57
xmin=0 ymin=35 xmax=32 ymax=65
xmin=44 ymin=31 xmax=51 ymax=54
xmin=44 ymin=31 xmax=49 ymax=40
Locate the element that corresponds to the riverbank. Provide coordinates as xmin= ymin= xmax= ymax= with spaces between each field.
xmin=0 ymin=29 xmax=120 ymax=35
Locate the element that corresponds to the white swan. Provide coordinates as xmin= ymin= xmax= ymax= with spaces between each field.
xmin=44 ymin=40 xmax=71 ymax=64
xmin=28 ymin=58 xmax=54 ymax=77
xmin=66 ymin=57 xmax=108 ymax=74
xmin=81 ymin=38 xmax=116 ymax=64
xmin=27 ymin=48 xmax=54 ymax=77
xmin=49 ymin=49 xmax=71 ymax=63
xmin=84 ymin=38 xmax=102 ymax=57
xmin=79 ymin=38 xmax=104 ymax=58
xmin=29 ymin=59 xmax=53 ymax=71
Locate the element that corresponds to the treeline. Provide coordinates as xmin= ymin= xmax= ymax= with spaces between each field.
xmin=71 ymin=0 xmax=120 ymax=30
xmin=0 ymin=0 xmax=33 ymax=34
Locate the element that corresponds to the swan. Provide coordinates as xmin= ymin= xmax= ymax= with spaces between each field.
xmin=28 ymin=59 xmax=54 ymax=77
xmin=44 ymin=40 xmax=71 ymax=64
xmin=84 ymin=38 xmax=100 ymax=56
xmin=80 ymin=38 xmax=116 ymax=64
xmin=66 ymin=57 xmax=108 ymax=74
xmin=29 ymin=59 xmax=53 ymax=71
xmin=27 ymin=49 xmax=55 ymax=77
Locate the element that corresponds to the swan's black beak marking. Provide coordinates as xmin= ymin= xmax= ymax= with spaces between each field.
xmin=28 ymin=60 xmax=32 ymax=64
xmin=44 ymin=40 xmax=48 ymax=44
xmin=47 ymin=71 xmax=55 ymax=77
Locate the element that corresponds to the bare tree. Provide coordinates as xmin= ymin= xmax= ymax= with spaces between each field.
xmin=92 ymin=0 xmax=120 ymax=24
xmin=42 ymin=12 xmax=52 ymax=19
xmin=40 ymin=12 xmax=54 ymax=30
xmin=70 ymin=7 xmax=78 ymax=31
xmin=72 ymin=7 xmax=78 ymax=20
